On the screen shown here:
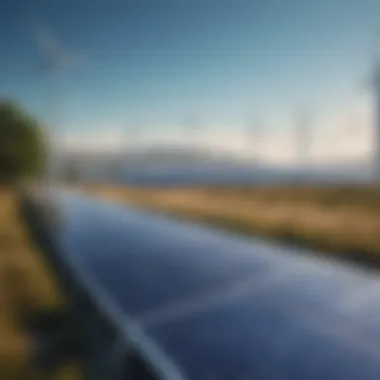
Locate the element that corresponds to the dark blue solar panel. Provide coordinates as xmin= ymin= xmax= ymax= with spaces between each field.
xmin=40 ymin=190 xmax=380 ymax=380
xmin=149 ymin=295 xmax=380 ymax=380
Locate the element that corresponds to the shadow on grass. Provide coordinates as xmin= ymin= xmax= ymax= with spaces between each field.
xmin=0 ymin=188 xmax=81 ymax=380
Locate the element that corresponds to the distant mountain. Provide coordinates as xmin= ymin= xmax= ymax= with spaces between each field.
xmin=56 ymin=145 xmax=377 ymax=186
xmin=59 ymin=145 xmax=252 ymax=169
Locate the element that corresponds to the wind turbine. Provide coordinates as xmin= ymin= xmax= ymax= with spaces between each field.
xmin=246 ymin=115 xmax=264 ymax=166
xmin=183 ymin=113 xmax=202 ymax=150
xmin=33 ymin=17 xmax=79 ymax=184
xmin=369 ymin=43 xmax=380 ymax=181
xmin=123 ymin=122 xmax=141 ymax=170
xmin=293 ymin=106 xmax=313 ymax=182
xmin=350 ymin=29 xmax=380 ymax=182
xmin=125 ymin=122 xmax=142 ymax=151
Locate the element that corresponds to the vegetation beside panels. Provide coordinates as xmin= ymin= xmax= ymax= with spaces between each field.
xmin=0 ymin=100 xmax=46 ymax=184
xmin=0 ymin=189 xmax=80 ymax=379
xmin=86 ymin=184 xmax=380 ymax=269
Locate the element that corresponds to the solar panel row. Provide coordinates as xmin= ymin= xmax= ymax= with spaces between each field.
xmin=21 ymin=189 xmax=380 ymax=380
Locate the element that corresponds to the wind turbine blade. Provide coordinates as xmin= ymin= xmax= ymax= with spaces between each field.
xmin=33 ymin=18 xmax=58 ymax=56
xmin=32 ymin=15 xmax=81 ymax=69
xmin=351 ymin=27 xmax=380 ymax=98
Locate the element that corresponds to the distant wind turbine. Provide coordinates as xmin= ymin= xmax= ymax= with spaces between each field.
xmin=183 ymin=114 xmax=201 ymax=149
xmin=246 ymin=115 xmax=264 ymax=165
xmin=352 ymin=28 xmax=380 ymax=181
xmin=125 ymin=122 xmax=141 ymax=152
xmin=369 ymin=38 xmax=380 ymax=181
xmin=33 ymin=17 xmax=80 ymax=183
xmin=294 ymin=106 xmax=313 ymax=178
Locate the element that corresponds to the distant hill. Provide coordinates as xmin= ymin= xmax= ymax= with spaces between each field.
xmin=56 ymin=146 xmax=377 ymax=185
xmin=59 ymin=145 xmax=252 ymax=170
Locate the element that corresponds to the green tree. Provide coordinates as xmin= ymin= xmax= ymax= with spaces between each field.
xmin=0 ymin=100 xmax=46 ymax=183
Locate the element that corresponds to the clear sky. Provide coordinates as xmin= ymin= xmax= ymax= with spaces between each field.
xmin=0 ymin=0 xmax=379 ymax=156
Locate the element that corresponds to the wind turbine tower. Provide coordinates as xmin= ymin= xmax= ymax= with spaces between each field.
xmin=34 ymin=19 xmax=77 ymax=184
xmin=123 ymin=123 xmax=141 ymax=171
xmin=372 ymin=56 xmax=380 ymax=181
xmin=125 ymin=123 xmax=141 ymax=152
xmin=294 ymin=107 xmax=313 ymax=180
xmin=183 ymin=114 xmax=201 ymax=149
xmin=246 ymin=115 xmax=264 ymax=166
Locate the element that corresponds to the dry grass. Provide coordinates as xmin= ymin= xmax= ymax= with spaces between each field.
xmin=83 ymin=184 xmax=380 ymax=267
xmin=0 ymin=187 xmax=80 ymax=379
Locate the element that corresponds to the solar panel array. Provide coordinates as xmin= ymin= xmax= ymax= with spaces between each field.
xmin=23 ymin=190 xmax=380 ymax=380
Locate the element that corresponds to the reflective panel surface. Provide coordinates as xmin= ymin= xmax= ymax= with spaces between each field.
xmin=40 ymin=190 xmax=380 ymax=380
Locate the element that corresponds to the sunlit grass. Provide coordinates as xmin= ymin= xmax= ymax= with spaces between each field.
xmin=84 ymin=184 xmax=380 ymax=267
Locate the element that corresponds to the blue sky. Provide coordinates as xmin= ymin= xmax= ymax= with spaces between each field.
xmin=0 ymin=0 xmax=379 ymax=145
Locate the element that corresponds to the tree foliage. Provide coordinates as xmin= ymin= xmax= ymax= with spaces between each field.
xmin=0 ymin=100 xmax=46 ymax=183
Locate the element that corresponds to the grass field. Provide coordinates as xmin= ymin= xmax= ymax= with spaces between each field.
xmin=84 ymin=184 xmax=380 ymax=267
xmin=0 ymin=187 xmax=80 ymax=379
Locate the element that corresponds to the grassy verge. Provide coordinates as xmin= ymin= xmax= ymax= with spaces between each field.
xmin=83 ymin=184 xmax=380 ymax=268
xmin=0 ymin=187 xmax=80 ymax=379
